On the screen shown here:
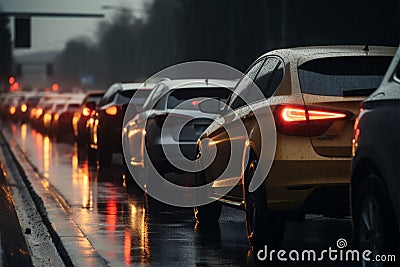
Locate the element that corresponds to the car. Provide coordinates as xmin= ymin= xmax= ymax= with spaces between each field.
xmin=17 ymin=94 xmax=43 ymax=123
xmin=88 ymin=82 xmax=154 ymax=165
xmin=50 ymin=97 xmax=84 ymax=140
xmin=72 ymin=91 xmax=105 ymax=145
xmin=123 ymin=79 xmax=235 ymax=181
xmin=351 ymin=47 xmax=400 ymax=262
xmin=194 ymin=46 xmax=395 ymax=248
xmin=29 ymin=93 xmax=59 ymax=128
xmin=1 ymin=93 xmax=25 ymax=121
xmin=42 ymin=100 xmax=67 ymax=134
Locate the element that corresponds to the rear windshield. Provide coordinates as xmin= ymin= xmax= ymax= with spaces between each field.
xmin=27 ymin=98 xmax=40 ymax=106
xmin=87 ymin=95 xmax=103 ymax=104
xmin=115 ymin=89 xmax=151 ymax=109
xmin=298 ymin=56 xmax=392 ymax=96
xmin=167 ymin=88 xmax=230 ymax=110
xmin=55 ymin=104 xmax=65 ymax=110
xmin=67 ymin=104 xmax=80 ymax=111
xmin=115 ymin=89 xmax=137 ymax=104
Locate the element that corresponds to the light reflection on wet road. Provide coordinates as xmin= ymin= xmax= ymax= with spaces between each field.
xmin=6 ymin=122 xmax=355 ymax=266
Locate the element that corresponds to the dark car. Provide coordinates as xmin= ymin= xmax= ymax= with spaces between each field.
xmin=88 ymin=82 xmax=153 ymax=165
xmin=351 ymin=47 xmax=400 ymax=264
xmin=50 ymin=97 xmax=84 ymax=140
xmin=123 ymin=79 xmax=235 ymax=179
xmin=17 ymin=95 xmax=42 ymax=123
xmin=72 ymin=91 xmax=105 ymax=145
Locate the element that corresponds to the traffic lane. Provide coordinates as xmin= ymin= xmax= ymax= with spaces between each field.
xmin=5 ymin=122 xmax=355 ymax=266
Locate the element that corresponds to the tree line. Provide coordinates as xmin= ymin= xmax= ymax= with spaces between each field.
xmin=54 ymin=0 xmax=399 ymax=89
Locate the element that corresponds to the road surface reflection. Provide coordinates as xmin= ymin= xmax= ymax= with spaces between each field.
xmin=6 ymin=122 xmax=354 ymax=266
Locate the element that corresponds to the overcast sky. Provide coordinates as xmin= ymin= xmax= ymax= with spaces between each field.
xmin=0 ymin=0 xmax=148 ymax=56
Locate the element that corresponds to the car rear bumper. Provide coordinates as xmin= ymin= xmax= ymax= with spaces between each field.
xmin=264 ymin=159 xmax=351 ymax=215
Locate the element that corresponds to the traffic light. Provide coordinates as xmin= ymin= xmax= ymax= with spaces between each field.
xmin=14 ymin=17 xmax=31 ymax=48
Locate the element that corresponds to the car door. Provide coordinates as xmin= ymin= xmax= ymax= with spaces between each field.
xmin=203 ymin=58 xmax=267 ymax=202
xmin=124 ymin=84 xmax=165 ymax=169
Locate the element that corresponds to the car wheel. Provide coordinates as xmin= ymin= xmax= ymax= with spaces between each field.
xmin=87 ymin=146 xmax=98 ymax=166
xmin=244 ymin=157 xmax=285 ymax=249
xmin=98 ymin=145 xmax=112 ymax=166
xmin=194 ymin=169 xmax=222 ymax=225
xmin=354 ymin=174 xmax=399 ymax=266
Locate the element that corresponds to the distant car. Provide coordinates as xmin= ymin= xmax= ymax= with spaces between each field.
xmin=123 ymin=79 xmax=235 ymax=178
xmin=194 ymin=46 xmax=395 ymax=248
xmin=351 ymin=47 xmax=400 ymax=262
xmin=88 ymin=83 xmax=153 ymax=165
xmin=1 ymin=93 xmax=24 ymax=121
xmin=17 ymin=95 xmax=43 ymax=123
xmin=50 ymin=98 xmax=84 ymax=140
xmin=72 ymin=91 xmax=105 ymax=145
xmin=32 ymin=100 xmax=54 ymax=130
xmin=29 ymin=93 xmax=59 ymax=128
xmin=42 ymin=100 xmax=67 ymax=134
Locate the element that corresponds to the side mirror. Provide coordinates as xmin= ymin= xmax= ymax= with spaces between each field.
xmin=85 ymin=101 xmax=96 ymax=110
xmin=198 ymin=98 xmax=223 ymax=114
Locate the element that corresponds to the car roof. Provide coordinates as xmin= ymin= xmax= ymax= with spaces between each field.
xmin=260 ymin=45 xmax=396 ymax=64
xmin=120 ymin=82 xmax=155 ymax=91
xmin=157 ymin=79 xmax=237 ymax=89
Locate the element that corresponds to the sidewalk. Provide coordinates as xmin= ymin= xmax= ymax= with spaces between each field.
xmin=0 ymin=167 xmax=33 ymax=267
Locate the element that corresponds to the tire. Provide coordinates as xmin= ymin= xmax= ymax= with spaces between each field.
xmin=354 ymin=174 xmax=399 ymax=266
xmin=98 ymin=145 xmax=112 ymax=166
xmin=194 ymin=169 xmax=222 ymax=225
xmin=244 ymin=157 xmax=285 ymax=249
xmin=87 ymin=146 xmax=97 ymax=166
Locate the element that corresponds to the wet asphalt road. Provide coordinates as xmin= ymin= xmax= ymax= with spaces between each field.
xmin=4 ymin=122 xmax=356 ymax=267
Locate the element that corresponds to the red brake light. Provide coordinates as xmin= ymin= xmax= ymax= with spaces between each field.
xmin=274 ymin=104 xmax=351 ymax=136
xmin=105 ymin=106 xmax=118 ymax=116
xmin=82 ymin=107 xmax=91 ymax=116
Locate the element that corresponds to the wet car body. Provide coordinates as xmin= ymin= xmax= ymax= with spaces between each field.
xmin=195 ymin=46 xmax=395 ymax=247
xmin=123 ymin=79 xmax=235 ymax=176
xmin=88 ymin=83 xmax=153 ymax=165
xmin=17 ymin=95 xmax=43 ymax=123
xmin=351 ymin=47 xmax=400 ymax=259
xmin=50 ymin=97 xmax=84 ymax=139
xmin=72 ymin=91 xmax=105 ymax=144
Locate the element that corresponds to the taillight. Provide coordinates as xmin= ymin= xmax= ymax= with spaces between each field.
xmin=274 ymin=104 xmax=351 ymax=136
xmin=36 ymin=108 xmax=43 ymax=117
xmin=82 ymin=107 xmax=91 ymax=116
xmin=21 ymin=104 xmax=28 ymax=113
xmin=153 ymin=113 xmax=193 ymax=128
xmin=9 ymin=106 xmax=16 ymax=115
xmin=105 ymin=106 xmax=118 ymax=116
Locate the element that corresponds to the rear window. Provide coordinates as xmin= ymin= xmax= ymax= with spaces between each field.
xmin=115 ymin=89 xmax=137 ymax=104
xmin=87 ymin=95 xmax=103 ymax=104
xmin=67 ymin=104 xmax=80 ymax=111
xmin=55 ymin=104 xmax=65 ymax=110
xmin=298 ymin=56 xmax=392 ymax=96
xmin=167 ymin=88 xmax=230 ymax=110
xmin=27 ymin=97 xmax=40 ymax=106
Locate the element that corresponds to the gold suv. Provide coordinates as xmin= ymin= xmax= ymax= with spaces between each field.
xmin=194 ymin=46 xmax=395 ymax=248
